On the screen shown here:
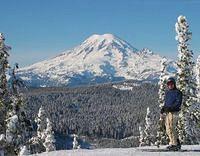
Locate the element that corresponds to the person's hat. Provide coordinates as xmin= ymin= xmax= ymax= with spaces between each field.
xmin=167 ymin=77 xmax=176 ymax=85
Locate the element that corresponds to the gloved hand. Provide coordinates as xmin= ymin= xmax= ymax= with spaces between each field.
xmin=160 ymin=113 xmax=165 ymax=120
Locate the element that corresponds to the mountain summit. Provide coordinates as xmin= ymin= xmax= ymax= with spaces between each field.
xmin=17 ymin=34 xmax=167 ymax=87
xmin=80 ymin=33 xmax=138 ymax=53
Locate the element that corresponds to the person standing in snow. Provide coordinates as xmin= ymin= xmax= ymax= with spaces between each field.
xmin=160 ymin=77 xmax=182 ymax=151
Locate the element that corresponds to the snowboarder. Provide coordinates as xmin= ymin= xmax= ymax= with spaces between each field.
xmin=160 ymin=77 xmax=182 ymax=151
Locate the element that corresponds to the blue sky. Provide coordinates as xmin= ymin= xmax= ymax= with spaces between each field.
xmin=1 ymin=0 xmax=200 ymax=67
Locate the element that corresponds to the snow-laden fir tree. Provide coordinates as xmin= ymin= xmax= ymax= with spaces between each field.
xmin=186 ymin=55 xmax=200 ymax=143
xmin=35 ymin=106 xmax=47 ymax=140
xmin=0 ymin=33 xmax=16 ymax=155
xmin=0 ymin=33 xmax=21 ymax=155
xmin=196 ymin=56 xmax=200 ymax=102
xmin=175 ymin=15 xmax=198 ymax=144
xmin=158 ymin=57 xmax=168 ymax=108
xmin=195 ymin=56 xmax=200 ymax=128
xmin=5 ymin=64 xmax=33 ymax=154
xmin=155 ymin=58 xmax=168 ymax=147
xmin=185 ymin=103 xmax=200 ymax=144
xmin=72 ymin=134 xmax=79 ymax=149
xmin=0 ymin=33 xmax=33 ymax=155
xmin=29 ymin=106 xmax=46 ymax=154
xmin=0 ymin=32 xmax=10 ymax=137
xmin=143 ymin=107 xmax=154 ymax=146
xmin=28 ymin=136 xmax=45 ymax=154
xmin=43 ymin=118 xmax=56 ymax=152
xmin=9 ymin=63 xmax=33 ymax=151
xmin=10 ymin=63 xmax=33 ymax=144
xmin=139 ymin=126 xmax=145 ymax=146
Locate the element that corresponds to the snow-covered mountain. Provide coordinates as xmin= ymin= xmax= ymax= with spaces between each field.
xmin=17 ymin=34 xmax=175 ymax=87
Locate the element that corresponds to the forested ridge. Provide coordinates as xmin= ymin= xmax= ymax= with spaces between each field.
xmin=23 ymin=82 xmax=159 ymax=147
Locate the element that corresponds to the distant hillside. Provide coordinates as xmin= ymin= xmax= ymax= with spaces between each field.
xmin=24 ymin=81 xmax=159 ymax=148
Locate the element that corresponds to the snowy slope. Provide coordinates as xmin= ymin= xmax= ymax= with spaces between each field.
xmin=32 ymin=145 xmax=200 ymax=156
xmin=17 ymin=34 xmax=175 ymax=87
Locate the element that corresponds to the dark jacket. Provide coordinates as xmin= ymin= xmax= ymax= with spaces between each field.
xmin=161 ymin=88 xmax=182 ymax=114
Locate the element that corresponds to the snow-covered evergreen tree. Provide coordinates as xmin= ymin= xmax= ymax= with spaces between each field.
xmin=0 ymin=33 xmax=17 ymax=155
xmin=195 ymin=56 xmax=200 ymax=127
xmin=143 ymin=107 xmax=154 ymax=146
xmin=0 ymin=33 xmax=32 ymax=155
xmin=5 ymin=64 xmax=34 ymax=154
xmin=175 ymin=15 xmax=197 ymax=144
xmin=185 ymin=103 xmax=200 ymax=144
xmin=139 ymin=126 xmax=145 ymax=146
xmin=5 ymin=90 xmax=20 ymax=153
xmin=29 ymin=106 xmax=47 ymax=154
xmin=186 ymin=55 xmax=200 ymax=144
xmin=43 ymin=118 xmax=56 ymax=152
xmin=196 ymin=56 xmax=200 ymax=102
xmin=0 ymin=32 xmax=10 ymax=137
xmin=158 ymin=57 xmax=168 ymax=108
xmin=35 ymin=106 xmax=47 ymax=140
xmin=11 ymin=64 xmax=33 ymax=145
xmin=72 ymin=134 xmax=79 ymax=149
xmin=28 ymin=136 xmax=45 ymax=154
xmin=155 ymin=58 xmax=168 ymax=147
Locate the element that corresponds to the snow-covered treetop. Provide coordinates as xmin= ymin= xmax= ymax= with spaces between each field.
xmin=0 ymin=33 xmax=5 ymax=41
xmin=38 ymin=106 xmax=45 ymax=118
xmin=175 ymin=15 xmax=192 ymax=43
xmin=72 ymin=134 xmax=78 ymax=138
xmin=161 ymin=57 xmax=167 ymax=71
xmin=0 ymin=32 xmax=11 ymax=51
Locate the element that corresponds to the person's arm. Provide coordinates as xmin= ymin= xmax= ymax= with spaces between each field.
xmin=160 ymin=91 xmax=167 ymax=114
xmin=160 ymin=107 xmax=165 ymax=114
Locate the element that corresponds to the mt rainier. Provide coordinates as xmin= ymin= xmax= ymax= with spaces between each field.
xmin=17 ymin=34 xmax=174 ymax=87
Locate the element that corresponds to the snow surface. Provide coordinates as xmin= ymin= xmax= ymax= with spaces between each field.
xmin=112 ymin=85 xmax=133 ymax=91
xmin=31 ymin=145 xmax=200 ymax=156
xmin=112 ymin=82 xmax=143 ymax=90
xmin=17 ymin=34 xmax=176 ymax=87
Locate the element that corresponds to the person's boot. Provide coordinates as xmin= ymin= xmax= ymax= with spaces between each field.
xmin=168 ymin=145 xmax=179 ymax=151
xmin=166 ymin=144 xmax=173 ymax=150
